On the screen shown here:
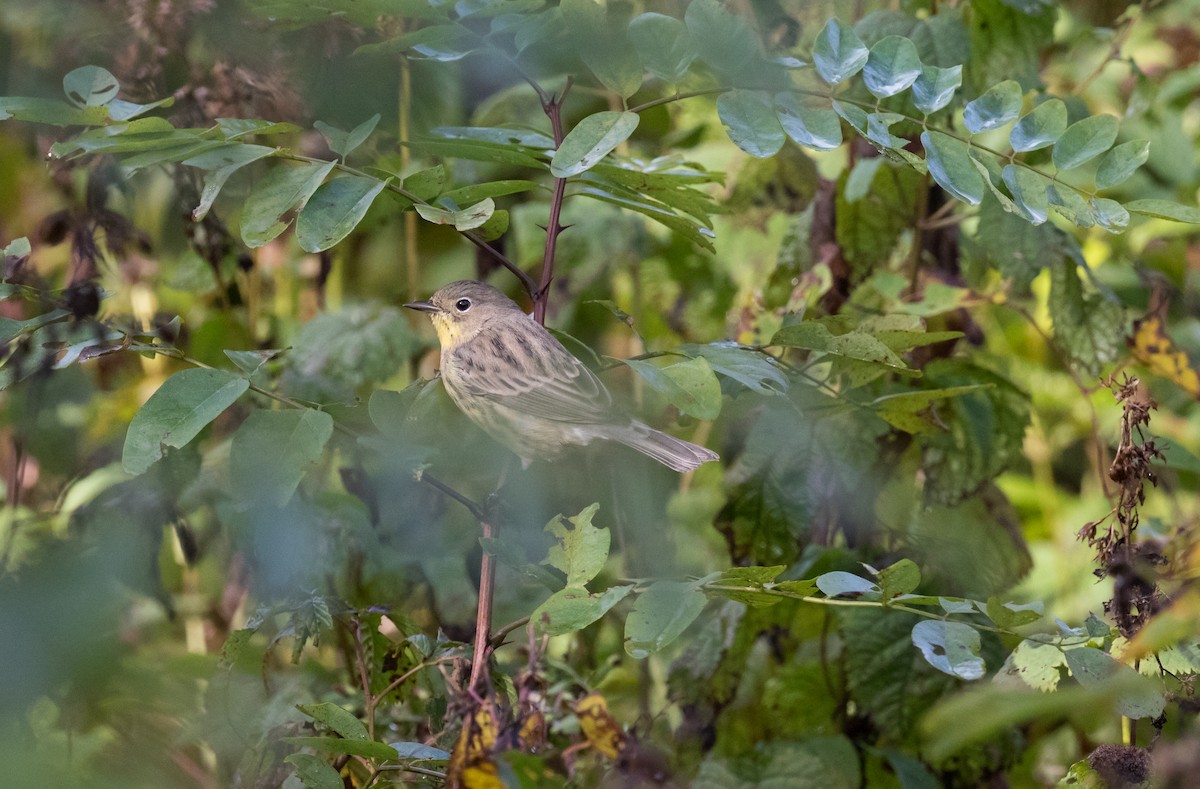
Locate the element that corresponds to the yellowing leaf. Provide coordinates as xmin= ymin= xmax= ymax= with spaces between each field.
xmin=575 ymin=692 xmax=627 ymax=759
xmin=1130 ymin=315 xmax=1200 ymax=399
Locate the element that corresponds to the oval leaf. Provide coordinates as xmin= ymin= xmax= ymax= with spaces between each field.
xmin=862 ymin=36 xmax=922 ymax=98
xmin=912 ymin=620 xmax=985 ymax=680
xmin=816 ymin=571 xmax=880 ymax=597
xmin=1124 ymin=199 xmax=1200 ymax=224
xmin=775 ymin=93 xmax=842 ymax=151
xmin=551 ymin=111 xmax=640 ymax=178
xmin=186 ymin=143 xmax=277 ymax=221
xmin=921 ymin=130 xmax=984 ymax=205
xmin=231 ymin=409 xmax=335 ymax=506
xmin=1095 ymin=138 xmax=1150 ymax=190
xmin=1010 ymin=99 xmax=1067 ymax=152
xmin=1052 ymin=114 xmax=1118 ymax=171
xmin=912 ymin=64 xmax=962 ymax=114
xmin=628 ymin=13 xmax=696 ymax=83
xmin=122 ymin=368 xmax=249 ymax=475
xmin=716 ymin=90 xmax=785 ymax=159
xmin=1002 ymin=164 xmax=1049 ymax=225
xmin=63 ymin=65 xmax=120 ymax=107
xmin=625 ymin=581 xmax=707 ymax=658
xmin=295 ymin=175 xmax=388 ymax=252
xmin=812 ymin=18 xmax=869 ymax=85
xmin=241 ymin=161 xmax=336 ymax=247
xmin=963 ymin=80 xmax=1022 ymax=134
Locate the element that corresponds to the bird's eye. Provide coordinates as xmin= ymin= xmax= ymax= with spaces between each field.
xmin=455 ymin=298 xmax=472 ymax=312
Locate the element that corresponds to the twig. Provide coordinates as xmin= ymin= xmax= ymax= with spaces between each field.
xmin=532 ymin=78 xmax=573 ymax=325
xmin=469 ymin=519 xmax=498 ymax=692
xmin=490 ymin=615 xmax=531 ymax=647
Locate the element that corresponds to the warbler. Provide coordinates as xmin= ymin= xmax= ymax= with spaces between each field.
xmin=405 ymin=281 xmax=719 ymax=472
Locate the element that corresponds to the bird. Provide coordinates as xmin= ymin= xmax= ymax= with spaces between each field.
xmin=404 ymin=281 xmax=719 ymax=473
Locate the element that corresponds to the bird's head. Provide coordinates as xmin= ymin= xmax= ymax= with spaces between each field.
xmin=405 ymin=280 xmax=523 ymax=348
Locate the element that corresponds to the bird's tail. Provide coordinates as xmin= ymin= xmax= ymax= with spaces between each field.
xmin=608 ymin=421 xmax=719 ymax=473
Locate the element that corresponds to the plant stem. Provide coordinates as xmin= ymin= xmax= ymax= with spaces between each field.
xmin=533 ymin=77 xmax=573 ymax=325
xmin=468 ymin=518 xmax=498 ymax=693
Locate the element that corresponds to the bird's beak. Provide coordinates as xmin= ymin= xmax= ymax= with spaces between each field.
xmin=404 ymin=300 xmax=438 ymax=313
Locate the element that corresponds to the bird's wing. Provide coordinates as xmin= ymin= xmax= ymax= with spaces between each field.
xmin=451 ymin=319 xmax=615 ymax=424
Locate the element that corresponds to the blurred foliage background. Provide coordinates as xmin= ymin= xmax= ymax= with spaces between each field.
xmin=1 ymin=0 xmax=1200 ymax=786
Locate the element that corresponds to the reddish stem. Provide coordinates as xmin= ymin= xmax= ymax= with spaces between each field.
xmin=533 ymin=78 xmax=572 ymax=326
xmin=468 ymin=519 xmax=497 ymax=693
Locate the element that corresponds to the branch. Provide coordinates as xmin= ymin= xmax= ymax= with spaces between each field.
xmin=532 ymin=77 xmax=573 ymax=325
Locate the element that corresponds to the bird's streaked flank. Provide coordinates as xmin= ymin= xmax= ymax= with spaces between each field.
xmin=405 ymin=281 xmax=719 ymax=472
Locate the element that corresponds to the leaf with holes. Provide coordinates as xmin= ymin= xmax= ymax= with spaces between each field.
xmin=911 ymin=620 xmax=984 ymax=680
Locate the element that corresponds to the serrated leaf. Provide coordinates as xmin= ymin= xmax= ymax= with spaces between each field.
xmin=717 ymin=91 xmax=785 ymax=159
xmin=544 ymin=503 xmax=607 ymax=588
xmin=550 ymin=111 xmax=639 ymax=178
xmin=1052 ymin=114 xmax=1118 ymax=171
xmin=295 ymin=175 xmax=388 ymax=252
xmin=122 ymin=369 xmax=249 ymax=475
xmin=812 ymin=18 xmax=869 ymax=85
xmin=623 ymin=356 xmax=722 ymax=420
xmin=774 ymin=93 xmax=842 ymax=152
xmin=1050 ymin=259 xmax=1124 ymax=377
xmin=873 ymin=385 xmax=988 ymax=434
xmin=628 ymin=12 xmax=695 ymax=83
xmin=911 ymin=620 xmax=984 ymax=679
xmin=912 ymin=64 xmax=962 ymax=114
xmin=962 ymin=79 xmax=1022 ymax=134
xmin=63 ymin=65 xmax=120 ymax=107
xmin=921 ymin=130 xmax=984 ymax=205
xmin=230 ymin=409 xmax=334 ymax=506
xmin=1010 ymin=99 xmax=1067 ymax=152
xmin=240 ymin=161 xmax=336 ymax=247
xmin=862 ymin=36 xmax=922 ymax=98
xmin=771 ymin=322 xmax=908 ymax=371
xmin=625 ymin=581 xmax=707 ymax=658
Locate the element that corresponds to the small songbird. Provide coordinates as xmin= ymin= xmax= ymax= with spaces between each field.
xmin=405 ymin=281 xmax=719 ymax=472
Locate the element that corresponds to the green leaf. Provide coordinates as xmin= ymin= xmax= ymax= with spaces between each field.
xmin=414 ymin=198 xmax=495 ymax=231
xmin=296 ymin=702 xmax=369 ymax=740
xmin=1063 ymin=647 xmax=1165 ymax=719
xmin=314 ymin=113 xmax=379 ymax=159
xmin=62 ymin=65 xmax=120 ymax=107
xmin=912 ymin=64 xmax=962 ymax=114
xmin=920 ymin=130 xmax=984 ymax=205
xmin=1124 ymin=199 xmax=1200 ymax=224
xmin=388 ymin=742 xmax=451 ymax=760
xmin=816 ymin=571 xmax=880 ymax=597
xmin=404 ymin=138 xmax=545 ymax=168
xmin=550 ymin=111 xmax=639 ymax=178
xmin=962 ymin=79 xmax=1022 ymax=134
xmin=628 ymin=12 xmax=695 ymax=83
xmin=625 ymin=580 xmax=707 ymax=658
xmin=1049 ymin=259 xmax=1124 ymax=377
xmin=708 ymin=565 xmax=788 ymax=607
xmin=1095 ymin=139 xmax=1150 ymax=190
xmin=911 ymin=620 xmax=984 ymax=679
xmin=623 ymin=356 xmax=722 ymax=420
xmin=473 ymin=208 xmax=509 ymax=241
xmin=230 ymin=409 xmax=334 ymax=506
xmin=812 ymin=18 xmax=869 ymax=85
xmin=122 ymin=369 xmax=249 ymax=475
xmin=770 ymin=322 xmax=908 ymax=371
xmin=185 ymin=143 xmax=276 ymax=221
xmin=1052 ymin=114 xmax=1118 ymax=171
xmin=3 ymin=237 xmax=31 ymax=259
xmin=862 ymin=36 xmax=922 ymax=98
xmin=873 ymin=385 xmax=988 ymax=434
xmin=832 ymin=100 xmax=868 ymax=135
xmin=295 ymin=175 xmax=388 ymax=252
xmin=286 ymin=736 xmax=400 ymax=761
xmin=544 ymin=503 xmax=608 ymax=588
xmin=240 ymin=160 xmax=336 ymax=247
xmin=877 ymin=559 xmax=921 ymax=601
xmin=685 ymin=0 xmax=766 ymax=84
xmin=0 ymin=96 xmax=110 ymax=126
xmin=716 ymin=90 xmax=784 ymax=159
xmin=401 ymin=165 xmax=445 ymax=200
xmin=561 ymin=0 xmax=642 ymax=98
xmin=677 ymin=342 xmax=789 ymax=395
xmin=695 ymin=738 xmax=861 ymax=789
xmin=532 ymin=585 xmax=633 ymax=636
xmin=107 ymin=96 xmax=174 ymax=122
xmin=774 ymin=93 xmax=842 ymax=152
xmin=1001 ymin=164 xmax=1049 ymax=225
xmin=865 ymin=112 xmax=908 ymax=150
xmin=1010 ymin=639 xmax=1065 ymax=691
xmin=1009 ymin=98 xmax=1067 ymax=152
xmin=1089 ymin=197 xmax=1129 ymax=232
xmin=285 ymin=753 xmax=342 ymax=789
xmin=439 ymin=179 xmax=540 ymax=206
xmin=984 ymin=597 xmax=1043 ymax=628
xmin=357 ymin=23 xmax=481 ymax=59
